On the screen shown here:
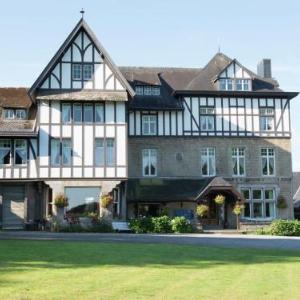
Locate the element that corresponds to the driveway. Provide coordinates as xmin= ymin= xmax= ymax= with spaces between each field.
xmin=0 ymin=231 xmax=300 ymax=250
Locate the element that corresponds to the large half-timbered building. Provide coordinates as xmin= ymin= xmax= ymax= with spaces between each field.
xmin=0 ymin=18 xmax=298 ymax=229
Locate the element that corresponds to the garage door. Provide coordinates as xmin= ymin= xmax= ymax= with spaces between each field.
xmin=2 ymin=186 xmax=25 ymax=229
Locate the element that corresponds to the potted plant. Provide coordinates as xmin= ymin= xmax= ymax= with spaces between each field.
xmin=100 ymin=194 xmax=113 ymax=220
xmin=54 ymin=193 xmax=68 ymax=223
xmin=233 ymin=202 xmax=245 ymax=231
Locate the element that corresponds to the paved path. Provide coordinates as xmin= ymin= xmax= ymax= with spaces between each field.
xmin=0 ymin=231 xmax=300 ymax=250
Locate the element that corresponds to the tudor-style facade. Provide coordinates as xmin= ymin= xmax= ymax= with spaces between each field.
xmin=0 ymin=18 xmax=298 ymax=229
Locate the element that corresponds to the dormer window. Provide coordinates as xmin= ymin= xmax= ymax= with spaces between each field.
xmin=3 ymin=109 xmax=26 ymax=120
xmin=236 ymin=79 xmax=250 ymax=91
xmin=135 ymin=85 xmax=161 ymax=96
xmin=219 ymin=79 xmax=233 ymax=91
xmin=219 ymin=78 xmax=251 ymax=91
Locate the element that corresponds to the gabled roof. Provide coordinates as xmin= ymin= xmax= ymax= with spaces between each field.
xmin=29 ymin=18 xmax=134 ymax=97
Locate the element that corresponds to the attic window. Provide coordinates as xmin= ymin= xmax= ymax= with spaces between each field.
xmin=135 ymin=85 xmax=161 ymax=96
xmin=219 ymin=78 xmax=251 ymax=91
xmin=3 ymin=109 xmax=26 ymax=120
xmin=219 ymin=79 xmax=233 ymax=91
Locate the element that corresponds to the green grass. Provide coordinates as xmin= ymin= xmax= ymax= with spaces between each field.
xmin=0 ymin=240 xmax=300 ymax=300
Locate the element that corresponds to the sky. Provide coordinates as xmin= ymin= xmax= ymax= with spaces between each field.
xmin=1 ymin=0 xmax=300 ymax=169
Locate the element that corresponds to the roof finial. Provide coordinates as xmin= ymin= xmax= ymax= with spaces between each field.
xmin=218 ymin=44 xmax=221 ymax=53
xmin=80 ymin=8 xmax=85 ymax=19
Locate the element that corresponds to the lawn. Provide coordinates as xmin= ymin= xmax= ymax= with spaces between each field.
xmin=0 ymin=240 xmax=300 ymax=300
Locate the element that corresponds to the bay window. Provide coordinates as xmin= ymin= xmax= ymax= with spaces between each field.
xmin=201 ymin=147 xmax=215 ymax=176
xmin=241 ymin=187 xmax=276 ymax=219
xmin=142 ymin=149 xmax=157 ymax=177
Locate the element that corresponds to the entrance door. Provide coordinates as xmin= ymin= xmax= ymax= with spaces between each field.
xmin=2 ymin=185 xmax=25 ymax=229
xmin=138 ymin=204 xmax=159 ymax=217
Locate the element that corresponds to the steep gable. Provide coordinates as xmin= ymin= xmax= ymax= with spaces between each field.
xmin=29 ymin=19 xmax=134 ymax=99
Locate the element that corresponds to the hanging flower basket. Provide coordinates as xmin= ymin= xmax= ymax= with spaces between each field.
xmin=196 ymin=204 xmax=209 ymax=218
xmin=214 ymin=194 xmax=225 ymax=205
xmin=54 ymin=193 xmax=68 ymax=208
xmin=100 ymin=194 xmax=113 ymax=208
xmin=233 ymin=202 xmax=245 ymax=216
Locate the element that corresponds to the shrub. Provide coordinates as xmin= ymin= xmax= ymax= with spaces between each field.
xmin=152 ymin=216 xmax=172 ymax=233
xmin=101 ymin=195 xmax=113 ymax=208
xmin=269 ymin=220 xmax=300 ymax=236
xmin=196 ymin=204 xmax=209 ymax=218
xmin=256 ymin=227 xmax=271 ymax=235
xmin=171 ymin=217 xmax=193 ymax=233
xmin=214 ymin=194 xmax=225 ymax=205
xmin=54 ymin=193 xmax=68 ymax=208
xmin=89 ymin=219 xmax=114 ymax=233
xmin=57 ymin=219 xmax=114 ymax=233
xmin=277 ymin=196 xmax=288 ymax=209
xmin=129 ymin=217 xmax=154 ymax=233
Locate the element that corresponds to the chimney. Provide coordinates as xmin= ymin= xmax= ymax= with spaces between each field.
xmin=257 ymin=59 xmax=272 ymax=78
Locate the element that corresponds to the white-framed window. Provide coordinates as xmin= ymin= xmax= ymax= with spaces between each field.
xmin=15 ymin=109 xmax=27 ymax=120
xmin=201 ymin=147 xmax=215 ymax=176
xmin=236 ymin=79 xmax=250 ymax=91
xmin=95 ymin=138 xmax=104 ymax=166
xmin=135 ymin=85 xmax=161 ymax=96
xmin=219 ymin=79 xmax=233 ymax=91
xmin=0 ymin=139 xmax=11 ymax=165
xmin=14 ymin=139 xmax=27 ymax=165
xmin=51 ymin=139 xmax=60 ymax=166
xmin=106 ymin=138 xmax=115 ymax=166
xmin=73 ymin=104 xmax=82 ymax=123
xmin=241 ymin=187 xmax=276 ymax=220
xmin=135 ymin=86 xmax=144 ymax=95
xmin=260 ymin=108 xmax=274 ymax=131
xmin=261 ymin=148 xmax=275 ymax=176
xmin=142 ymin=115 xmax=157 ymax=135
xmin=62 ymin=139 xmax=72 ymax=166
xmin=95 ymin=104 xmax=104 ymax=123
xmin=200 ymin=107 xmax=215 ymax=131
xmin=142 ymin=149 xmax=157 ymax=177
xmin=62 ymin=104 xmax=71 ymax=123
xmin=4 ymin=109 xmax=14 ymax=119
xmin=84 ymin=104 xmax=93 ymax=122
xmin=232 ymin=147 xmax=245 ymax=176
xmin=72 ymin=64 xmax=82 ymax=80
xmin=83 ymin=64 xmax=93 ymax=80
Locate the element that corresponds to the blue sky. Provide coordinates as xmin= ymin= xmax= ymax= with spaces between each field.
xmin=1 ymin=0 xmax=300 ymax=170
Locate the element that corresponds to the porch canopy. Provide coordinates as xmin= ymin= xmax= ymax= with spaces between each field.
xmin=126 ymin=177 xmax=243 ymax=203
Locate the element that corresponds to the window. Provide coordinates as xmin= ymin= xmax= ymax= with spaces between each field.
xmin=62 ymin=139 xmax=72 ymax=166
xmin=65 ymin=187 xmax=100 ymax=216
xmin=142 ymin=149 xmax=157 ymax=177
xmin=135 ymin=85 xmax=161 ymax=96
xmin=95 ymin=104 xmax=104 ymax=123
xmin=4 ymin=109 xmax=14 ymax=119
xmin=84 ymin=104 xmax=93 ymax=122
xmin=15 ymin=109 xmax=26 ymax=120
xmin=260 ymin=108 xmax=274 ymax=131
xmin=51 ymin=139 xmax=60 ymax=166
xmin=219 ymin=79 xmax=233 ymax=91
xmin=72 ymin=64 xmax=81 ymax=80
xmin=135 ymin=86 xmax=144 ymax=95
xmin=232 ymin=147 xmax=245 ymax=176
xmin=95 ymin=138 xmax=104 ymax=166
xmin=142 ymin=115 xmax=157 ymax=135
xmin=201 ymin=147 xmax=215 ymax=176
xmin=106 ymin=139 xmax=115 ymax=166
xmin=200 ymin=107 xmax=215 ymax=131
xmin=0 ymin=139 xmax=11 ymax=165
xmin=241 ymin=187 xmax=276 ymax=219
xmin=236 ymin=79 xmax=250 ymax=91
xmin=62 ymin=104 xmax=71 ymax=123
xmin=261 ymin=148 xmax=275 ymax=176
xmin=73 ymin=104 xmax=82 ymax=122
xmin=83 ymin=64 xmax=93 ymax=80
xmin=14 ymin=139 xmax=27 ymax=165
